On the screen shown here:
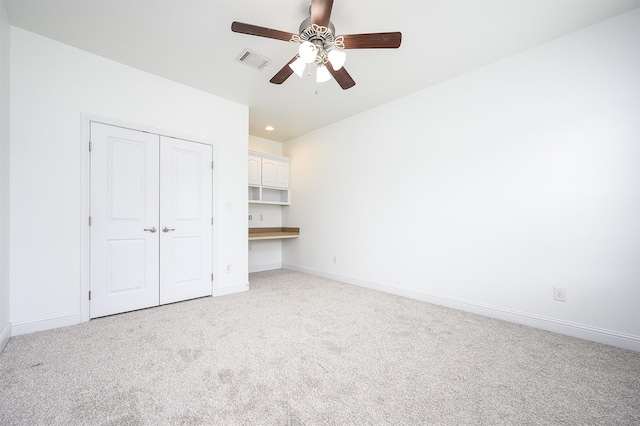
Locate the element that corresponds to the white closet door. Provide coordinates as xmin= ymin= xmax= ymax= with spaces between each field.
xmin=159 ymin=136 xmax=213 ymax=304
xmin=90 ymin=123 xmax=160 ymax=318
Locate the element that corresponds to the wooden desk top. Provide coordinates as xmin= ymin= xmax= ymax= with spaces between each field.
xmin=248 ymin=227 xmax=300 ymax=240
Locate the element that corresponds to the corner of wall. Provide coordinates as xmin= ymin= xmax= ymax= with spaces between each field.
xmin=0 ymin=321 xmax=10 ymax=353
xmin=0 ymin=0 xmax=12 ymax=353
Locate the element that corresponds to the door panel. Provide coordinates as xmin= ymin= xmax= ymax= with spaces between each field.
xmin=159 ymin=136 xmax=212 ymax=304
xmin=110 ymin=139 xmax=147 ymax=218
xmin=172 ymin=237 xmax=201 ymax=283
xmin=90 ymin=123 xmax=160 ymax=318
xmin=108 ymin=239 xmax=146 ymax=293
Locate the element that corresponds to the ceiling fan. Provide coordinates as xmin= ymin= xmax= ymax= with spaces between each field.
xmin=231 ymin=0 xmax=402 ymax=90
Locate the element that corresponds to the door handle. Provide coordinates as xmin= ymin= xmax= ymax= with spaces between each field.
xmin=162 ymin=227 xmax=175 ymax=233
xmin=143 ymin=227 xmax=157 ymax=233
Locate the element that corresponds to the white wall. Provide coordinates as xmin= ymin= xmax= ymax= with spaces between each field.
xmin=249 ymin=135 xmax=282 ymax=156
xmin=248 ymin=135 xmax=286 ymax=272
xmin=10 ymin=28 xmax=249 ymax=332
xmin=0 ymin=0 xmax=10 ymax=351
xmin=283 ymin=9 xmax=640 ymax=350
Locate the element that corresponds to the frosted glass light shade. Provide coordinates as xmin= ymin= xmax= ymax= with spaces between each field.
xmin=328 ymin=50 xmax=346 ymax=70
xmin=316 ymin=64 xmax=331 ymax=83
xmin=289 ymin=57 xmax=305 ymax=77
xmin=298 ymin=41 xmax=318 ymax=63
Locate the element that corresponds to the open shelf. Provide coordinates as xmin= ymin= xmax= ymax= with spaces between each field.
xmin=248 ymin=186 xmax=260 ymax=202
xmin=261 ymin=187 xmax=289 ymax=204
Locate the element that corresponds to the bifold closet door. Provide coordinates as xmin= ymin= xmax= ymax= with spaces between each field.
xmin=90 ymin=123 xmax=161 ymax=318
xmin=159 ymin=136 xmax=212 ymax=304
xmin=90 ymin=124 xmax=213 ymax=319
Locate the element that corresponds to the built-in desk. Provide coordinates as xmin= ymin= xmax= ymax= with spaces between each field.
xmin=248 ymin=227 xmax=300 ymax=240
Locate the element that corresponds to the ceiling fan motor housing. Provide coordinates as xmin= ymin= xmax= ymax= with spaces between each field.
xmin=298 ymin=17 xmax=336 ymax=54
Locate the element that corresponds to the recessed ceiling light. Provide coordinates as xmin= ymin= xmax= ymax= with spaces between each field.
xmin=265 ymin=126 xmax=275 ymax=131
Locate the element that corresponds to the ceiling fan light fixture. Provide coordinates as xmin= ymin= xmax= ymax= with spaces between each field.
xmin=327 ymin=50 xmax=346 ymax=70
xmin=289 ymin=57 xmax=306 ymax=77
xmin=316 ymin=64 xmax=331 ymax=83
xmin=298 ymin=41 xmax=318 ymax=63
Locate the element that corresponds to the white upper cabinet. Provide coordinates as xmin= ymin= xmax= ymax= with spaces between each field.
xmin=248 ymin=155 xmax=262 ymax=186
xmin=248 ymin=151 xmax=291 ymax=205
xmin=262 ymin=158 xmax=290 ymax=189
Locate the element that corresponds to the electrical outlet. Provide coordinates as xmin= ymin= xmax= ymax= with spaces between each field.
xmin=248 ymin=214 xmax=252 ymax=220
xmin=554 ymin=287 xmax=566 ymax=302
xmin=226 ymin=264 xmax=232 ymax=273
xmin=332 ymin=256 xmax=337 ymax=264
xmin=260 ymin=214 xmax=263 ymax=221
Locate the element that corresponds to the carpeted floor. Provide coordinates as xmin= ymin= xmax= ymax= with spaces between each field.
xmin=1 ymin=269 xmax=639 ymax=425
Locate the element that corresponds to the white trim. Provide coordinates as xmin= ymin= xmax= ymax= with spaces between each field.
xmin=213 ymin=284 xmax=249 ymax=297
xmin=248 ymin=150 xmax=290 ymax=162
xmin=81 ymin=113 xmax=219 ymax=323
xmin=80 ymin=115 xmax=90 ymax=323
xmin=82 ymin=113 xmax=217 ymax=146
xmin=11 ymin=314 xmax=81 ymax=336
xmin=0 ymin=322 xmax=10 ymax=353
xmin=249 ymin=263 xmax=282 ymax=273
xmin=282 ymin=264 xmax=640 ymax=352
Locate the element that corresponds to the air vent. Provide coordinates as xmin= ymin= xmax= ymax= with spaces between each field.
xmin=235 ymin=48 xmax=272 ymax=71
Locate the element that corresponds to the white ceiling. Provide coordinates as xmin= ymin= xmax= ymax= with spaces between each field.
xmin=4 ymin=0 xmax=639 ymax=141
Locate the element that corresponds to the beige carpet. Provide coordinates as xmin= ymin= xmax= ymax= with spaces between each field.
xmin=1 ymin=269 xmax=639 ymax=425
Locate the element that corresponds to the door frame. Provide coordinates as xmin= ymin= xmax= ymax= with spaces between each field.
xmin=80 ymin=114 xmax=218 ymax=323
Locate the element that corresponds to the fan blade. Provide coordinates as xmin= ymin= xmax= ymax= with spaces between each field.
xmin=311 ymin=0 xmax=334 ymax=28
xmin=270 ymin=56 xmax=299 ymax=85
xmin=327 ymin=63 xmax=355 ymax=90
xmin=231 ymin=21 xmax=296 ymax=42
xmin=341 ymin=32 xmax=402 ymax=49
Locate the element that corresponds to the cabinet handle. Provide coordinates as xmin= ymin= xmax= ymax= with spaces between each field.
xmin=162 ymin=227 xmax=175 ymax=233
xmin=144 ymin=227 xmax=157 ymax=233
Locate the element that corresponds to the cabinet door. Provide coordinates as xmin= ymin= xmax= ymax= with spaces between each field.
xmin=274 ymin=161 xmax=290 ymax=188
xmin=262 ymin=158 xmax=289 ymax=189
xmin=248 ymin=155 xmax=262 ymax=186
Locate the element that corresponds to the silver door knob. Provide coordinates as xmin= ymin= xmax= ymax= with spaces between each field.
xmin=162 ymin=227 xmax=175 ymax=233
xmin=144 ymin=227 xmax=157 ymax=233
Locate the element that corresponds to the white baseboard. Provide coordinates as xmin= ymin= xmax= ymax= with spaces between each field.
xmin=249 ymin=263 xmax=282 ymax=273
xmin=214 ymin=284 xmax=249 ymax=297
xmin=11 ymin=313 xmax=81 ymax=337
xmin=0 ymin=322 xmax=11 ymax=353
xmin=9 ymin=286 xmax=250 ymax=337
xmin=282 ymin=264 xmax=640 ymax=352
